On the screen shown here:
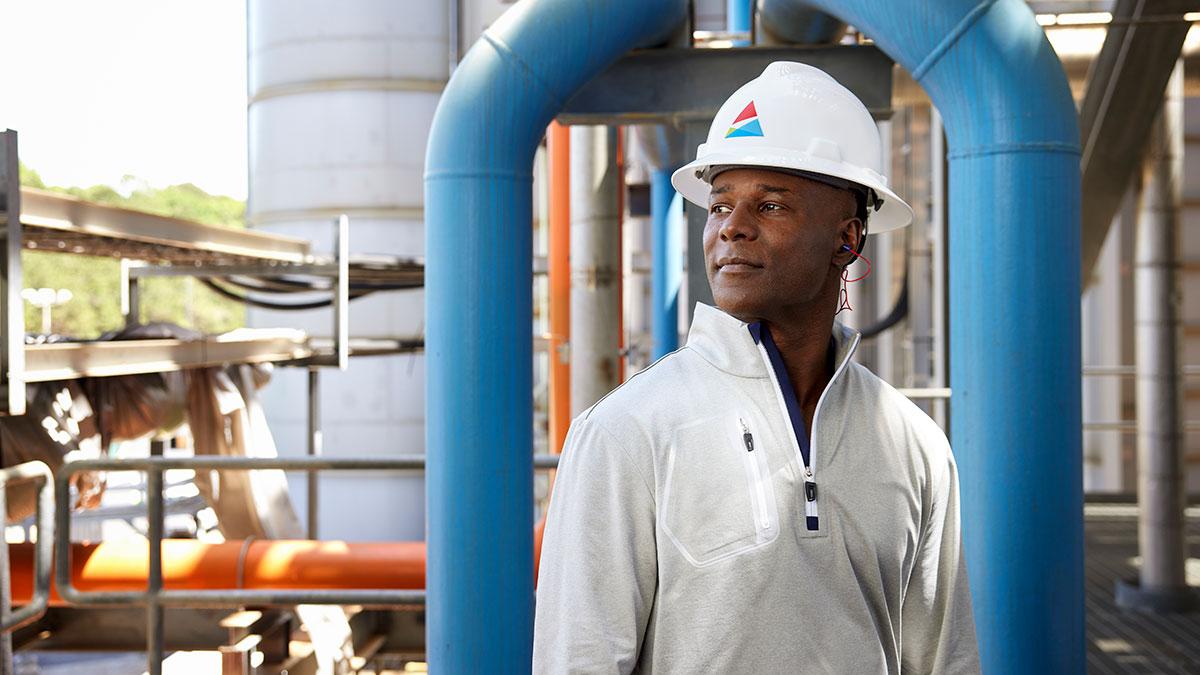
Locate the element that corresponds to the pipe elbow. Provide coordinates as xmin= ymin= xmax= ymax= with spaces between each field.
xmin=797 ymin=0 xmax=1079 ymax=153
xmin=757 ymin=0 xmax=847 ymax=45
xmin=425 ymin=0 xmax=688 ymax=179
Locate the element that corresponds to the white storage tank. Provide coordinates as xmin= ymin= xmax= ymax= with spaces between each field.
xmin=247 ymin=0 xmax=447 ymax=540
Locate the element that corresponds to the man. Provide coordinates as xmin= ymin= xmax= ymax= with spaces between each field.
xmin=534 ymin=62 xmax=979 ymax=674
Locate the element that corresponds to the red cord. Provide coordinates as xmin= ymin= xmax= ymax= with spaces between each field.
xmin=835 ymin=247 xmax=872 ymax=315
xmin=843 ymin=248 xmax=872 ymax=282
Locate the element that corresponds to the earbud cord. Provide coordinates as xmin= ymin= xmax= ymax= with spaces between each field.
xmin=835 ymin=245 xmax=872 ymax=315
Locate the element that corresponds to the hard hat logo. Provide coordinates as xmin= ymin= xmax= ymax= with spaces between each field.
xmin=724 ymin=101 xmax=763 ymax=138
xmin=672 ymin=61 xmax=915 ymax=233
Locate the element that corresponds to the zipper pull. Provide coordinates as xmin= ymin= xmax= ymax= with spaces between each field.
xmin=804 ymin=466 xmax=813 ymax=479
xmin=740 ymin=418 xmax=754 ymax=452
xmin=805 ymin=480 xmax=818 ymax=502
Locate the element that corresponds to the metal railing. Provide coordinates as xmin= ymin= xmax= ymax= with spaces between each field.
xmin=0 ymin=461 xmax=54 ymax=632
xmin=55 ymin=453 xmax=560 ymax=675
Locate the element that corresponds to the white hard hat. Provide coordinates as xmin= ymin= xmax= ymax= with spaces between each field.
xmin=672 ymin=61 xmax=913 ymax=232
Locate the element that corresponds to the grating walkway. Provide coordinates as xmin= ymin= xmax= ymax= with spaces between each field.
xmin=1085 ymin=504 xmax=1200 ymax=673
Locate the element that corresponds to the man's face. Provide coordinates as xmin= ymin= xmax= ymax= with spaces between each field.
xmin=702 ymin=168 xmax=857 ymax=323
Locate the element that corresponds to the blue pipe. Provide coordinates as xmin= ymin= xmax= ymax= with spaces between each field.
xmin=728 ymin=0 xmax=752 ymax=46
xmin=651 ymin=168 xmax=681 ymax=358
xmin=784 ymin=0 xmax=1084 ymax=671
xmin=756 ymin=1 xmax=846 ymax=44
xmin=423 ymin=1 xmax=686 ymax=670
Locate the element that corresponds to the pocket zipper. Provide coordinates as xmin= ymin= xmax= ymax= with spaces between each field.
xmin=740 ymin=418 xmax=771 ymax=531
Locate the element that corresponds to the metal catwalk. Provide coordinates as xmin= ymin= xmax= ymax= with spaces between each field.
xmin=1085 ymin=503 xmax=1200 ymax=673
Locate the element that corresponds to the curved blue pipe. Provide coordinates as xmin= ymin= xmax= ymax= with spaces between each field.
xmin=651 ymin=168 xmax=681 ymax=359
xmin=757 ymin=1 xmax=846 ymax=45
xmin=423 ymin=1 xmax=686 ymax=670
xmin=794 ymin=0 xmax=1084 ymax=672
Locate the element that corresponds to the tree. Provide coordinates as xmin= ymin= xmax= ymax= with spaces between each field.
xmin=17 ymin=162 xmax=44 ymax=189
xmin=19 ymin=168 xmax=246 ymax=337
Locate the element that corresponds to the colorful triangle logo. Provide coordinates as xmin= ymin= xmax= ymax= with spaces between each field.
xmin=725 ymin=101 xmax=764 ymax=138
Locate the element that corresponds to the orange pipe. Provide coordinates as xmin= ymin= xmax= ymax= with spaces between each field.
xmin=547 ymin=122 xmax=571 ymax=454
xmin=9 ymin=534 xmax=549 ymax=606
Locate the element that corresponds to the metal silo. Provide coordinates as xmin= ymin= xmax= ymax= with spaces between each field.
xmin=247 ymin=0 xmax=446 ymax=541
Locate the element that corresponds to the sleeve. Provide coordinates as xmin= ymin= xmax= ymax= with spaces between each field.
xmin=533 ymin=415 xmax=658 ymax=674
xmin=901 ymin=445 xmax=982 ymax=674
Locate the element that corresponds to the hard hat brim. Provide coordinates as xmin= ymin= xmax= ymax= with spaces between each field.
xmin=671 ymin=148 xmax=915 ymax=233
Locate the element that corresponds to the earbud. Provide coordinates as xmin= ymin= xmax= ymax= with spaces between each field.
xmin=841 ymin=244 xmax=851 ymax=251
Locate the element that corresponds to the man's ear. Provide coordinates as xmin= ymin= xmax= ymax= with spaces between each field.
xmin=833 ymin=218 xmax=864 ymax=267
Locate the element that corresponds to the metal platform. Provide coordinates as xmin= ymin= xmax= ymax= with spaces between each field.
xmin=1085 ymin=503 xmax=1200 ymax=673
xmin=21 ymin=329 xmax=312 ymax=382
xmin=22 ymin=188 xmax=424 ymax=289
xmin=20 ymin=188 xmax=311 ymax=265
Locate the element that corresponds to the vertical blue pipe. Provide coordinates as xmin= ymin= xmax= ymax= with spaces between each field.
xmin=424 ymin=1 xmax=687 ymax=670
xmin=651 ymin=168 xmax=680 ymax=358
xmin=786 ymin=0 xmax=1084 ymax=672
xmin=728 ymin=0 xmax=752 ymax=46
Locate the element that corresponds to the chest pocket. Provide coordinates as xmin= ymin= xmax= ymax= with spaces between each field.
xmin=662 ymin=413 xmax=779 ymax=567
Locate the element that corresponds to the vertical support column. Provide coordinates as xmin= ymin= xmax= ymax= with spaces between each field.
xmin=307 ymin=368 xmax=321 ymax=540
xmin=651 ymin=168 xmax=680 ymax=359
xmin=333 ymin=215 xmax=350 ymax=372
xmin=146 ymin=469 xmax=165 ymax=675
xmin=908 ymin=108 xmax=934 ymax=406
xmin=929 ymin=108 xmax=948 ymax=429
xmin=1081 ymin=194 xmax=1125 ymax=493
xmin=121 ymin=260 xmax=141 ymax=329
xmin=0 ymin=131 xmax=25 ymax=416
xmin=1118 ymin=61 xmax=1195 ymax=611
xmin=570 ymin=126 xmax=621 ymax=414
xmin=547 ymin=123 xmax=571 ymax=453
xmin=0 ymin=143 xmax=29 ymax=668
xmin=0 ymin=474 xmax=12 ymax=673
xmin=873 ymin=119 xmax=895 ymax=381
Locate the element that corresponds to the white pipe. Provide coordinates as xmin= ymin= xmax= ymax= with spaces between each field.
xmin=570 ymin=126 xmax=622 ymax=414
xmin=1135 ymin=60 xmax=1186 ymax=592
xmin=1082 ymin=194 xmax=1125 ymax=492
xmin=929 ymin=107 xmax=947 ymax=428
xmin=908 ymin=108 xmax=933 ymax=398
xmin=874 ymin=119 xmax=894 ymax=383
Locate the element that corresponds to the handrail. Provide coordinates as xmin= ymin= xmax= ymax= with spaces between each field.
xmin=54 ymin=453 xmax=560 ymax=674
xmin=0 ymin=461 xmax=54 ymax=632
xmin=54 ymin=454 xmax=559 ymax=606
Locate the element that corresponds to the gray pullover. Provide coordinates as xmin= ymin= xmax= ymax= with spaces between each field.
xmin=534 ymin=303 xmax=979 ymax=674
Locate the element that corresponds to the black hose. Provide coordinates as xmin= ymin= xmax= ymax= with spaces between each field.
xmin=858 ymin=229 xmax=911 ymax=340
xmin=222 ymin=275 xmax=417 ymax=293
xmin=858 ymin=270 xmax=908 ymax=340
xmin=201 ymin=278 xmax=372 ymax=311
xmin=221 ymin=276 xmax=316 ymax=294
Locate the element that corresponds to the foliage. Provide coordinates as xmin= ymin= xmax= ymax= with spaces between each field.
xmin=19 ymin=170 xmax=246 ymax=337
xmin=17 ymin=162 xmax=44 ymax=189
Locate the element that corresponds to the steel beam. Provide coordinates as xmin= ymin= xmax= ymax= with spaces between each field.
xmin=0 ymin=132 xmax=25 ymax=416
xmin=22 ymin=329 xmax=312 ymax=382
xmin=1079 ymin=0 xmax=1198 ymax=286
xmin=558 ymin=45 xmax=893 ymax=125
xmin=20 ymin=188 xmax=312 ymax=264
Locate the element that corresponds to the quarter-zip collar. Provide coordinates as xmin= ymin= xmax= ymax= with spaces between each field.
xmin=688 ymin=303 xmax=862 ymax=532
xmin=686 ymin=302 xmax=860 ymax=379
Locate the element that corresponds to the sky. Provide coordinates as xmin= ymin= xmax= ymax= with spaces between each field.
xmin=0 ymin=0 xmax=248 ymax=199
